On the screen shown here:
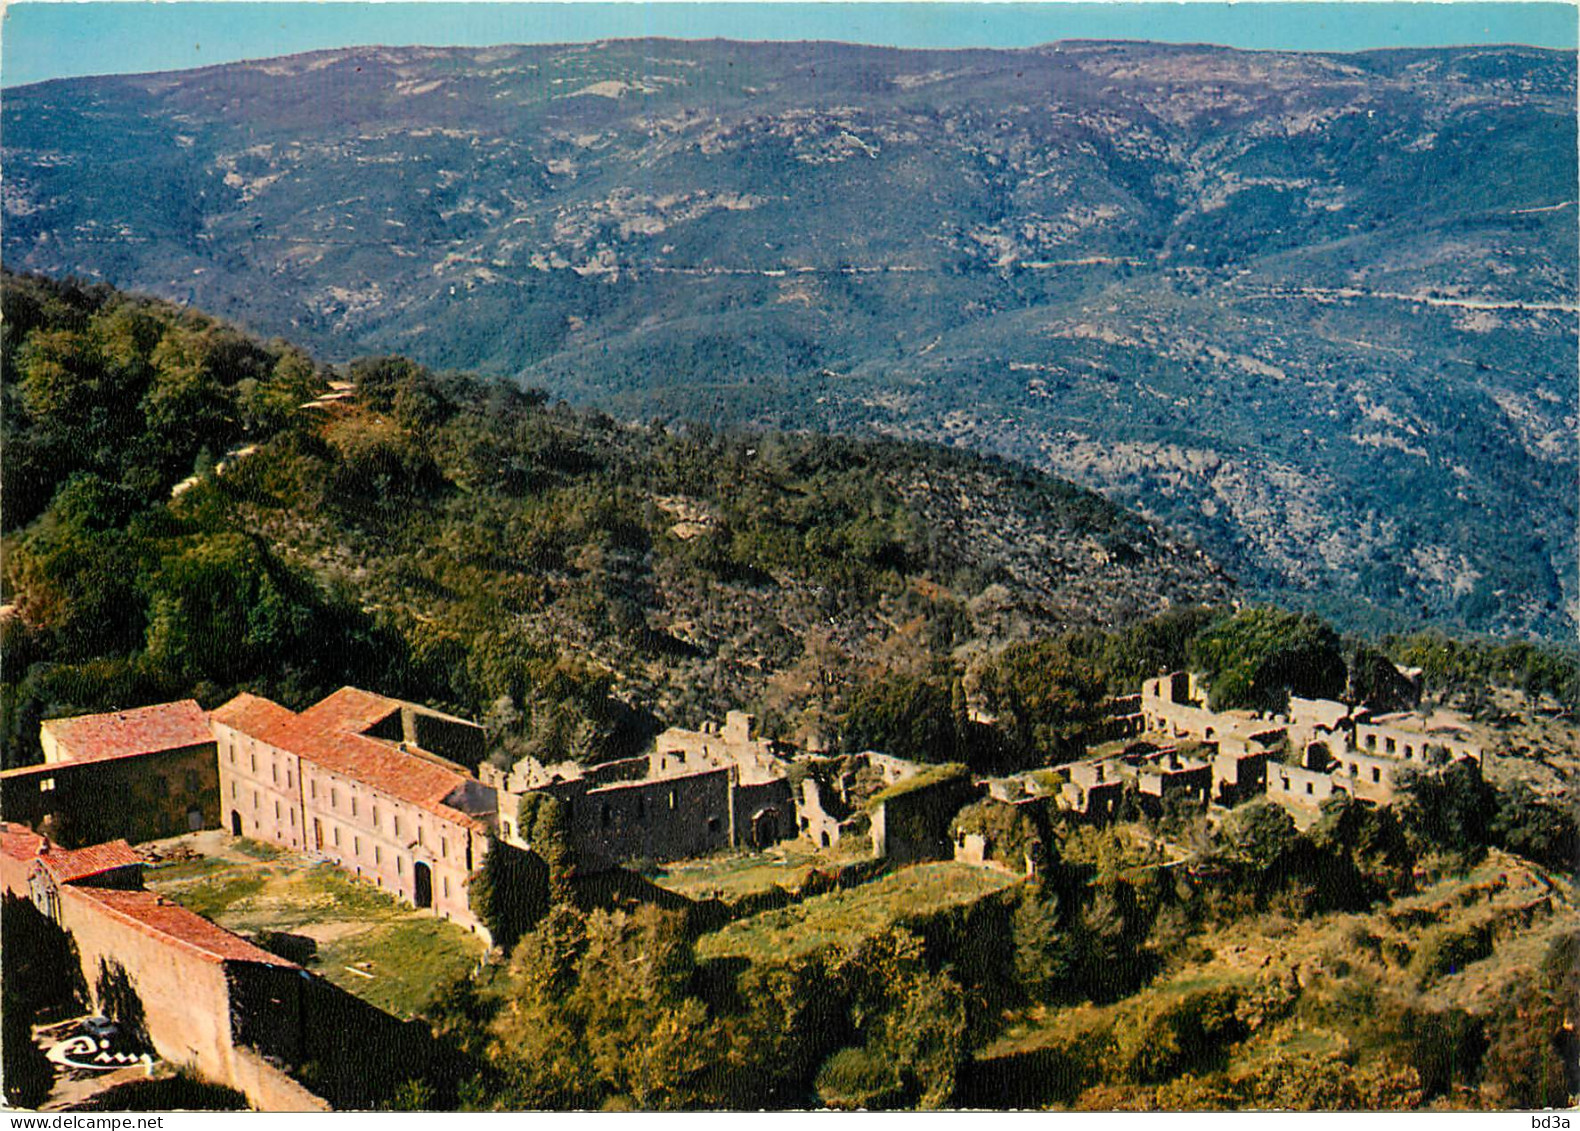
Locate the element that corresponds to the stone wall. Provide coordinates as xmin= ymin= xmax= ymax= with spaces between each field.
xmin=54 ymin=886 xmax=289 ymax=1107
xmin=872 ymin=773 xmax=982 ymax=864
xmin=545 ymin=766 xmax=736 ymax=871
xmin=0 ymin=744 xmax=219 ymax=847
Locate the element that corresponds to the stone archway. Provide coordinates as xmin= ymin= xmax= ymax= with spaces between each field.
xmin=413 ymin=861 xmax=433 ymax=909
xmin=751 ymin=809 xmax=779 ymax=848
xmin=230 ymin=810 xmax=243 ymax=836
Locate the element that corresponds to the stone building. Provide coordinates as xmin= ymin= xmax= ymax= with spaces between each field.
xmin=210 ymin=688 xmax=496 ymax=936
xmin=485 ymin=712 xmax=797 ymax=870
xmin=870 ymin=766 xmax=982 ymax=864
xmin=1266 ymin=762 xmax=1344 ymax=812
xmin=0 ymin=701 xmax=220 ymax=847
xmin=1134 ymin=748 xmax=1213 ymax=811
xmin=1059 ymin=759 xmax=1126 ymax=822
xmin=1352 ymin=714 xmax=1482 ymax=766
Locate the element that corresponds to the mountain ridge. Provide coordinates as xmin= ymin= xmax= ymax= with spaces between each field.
xmin=4 ymin=37 xmax=1574 ymax=639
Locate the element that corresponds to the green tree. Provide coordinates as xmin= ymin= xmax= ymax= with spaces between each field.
xmin=1188 ymin=607 xmax=1346 ymax=712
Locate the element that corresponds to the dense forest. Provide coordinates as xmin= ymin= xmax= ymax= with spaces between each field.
xmin=3 ymin=271 xmax=1576 ymax=779
xmin=1 ymin=269 xmax=1235 ymax=769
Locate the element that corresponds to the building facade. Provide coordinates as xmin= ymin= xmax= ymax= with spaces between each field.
xmin=0 ymin=701 xmax=219 ymax=847
xmin=210 ymin=688 xmax=495 ymax=936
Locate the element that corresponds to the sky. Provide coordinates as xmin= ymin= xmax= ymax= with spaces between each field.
xmin=2 ymin=1 xmax=1575 ymax=87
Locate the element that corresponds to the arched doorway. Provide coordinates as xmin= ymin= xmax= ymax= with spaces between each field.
xmin=230 ymin=811 xmax=243 ymax=836
xmin=413 ymin=861 xmax=433 ymax=909
xmin=751 ymin=809 xmax=779 ymax=848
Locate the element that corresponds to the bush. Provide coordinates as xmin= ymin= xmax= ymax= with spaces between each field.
xmin=1409 ymin=919 xmax=1495 ymax=989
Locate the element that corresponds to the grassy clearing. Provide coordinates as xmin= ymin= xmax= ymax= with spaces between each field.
xmin=696 ymin=861 xmax=1018 ymax=963
xmin=146 ymin=846 xmax=484 ymax=1019
xmin=163 ymin=873 xmax=269 ymax=919
xmin=651 ymin=842 xmax=870 ymax=902
xmin=316 ymin=918 xmax=483 ymax=1020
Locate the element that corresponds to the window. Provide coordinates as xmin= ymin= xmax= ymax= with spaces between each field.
xmin=1372 ymin=767 xmax=1382 ymax=784
xmin=331 ymin=787 xmax=338 ymax=809
xmin=443 ymin=877 xmax=450 ymax=899
xmin=417 ymin=826 xmax=424 ymax=846
xmin=334 ymin=827 xmax=341 ymax=847
xmin=275 ymin=800 xmax=281 ymax=819
xmin=397 ymin=857 xmax=403 ymax=875
xmin=668 ymin=790 xmax=677 ymax=810
xmin=230 ymin=748 xmax=236 ymax=765
xmin=253 ymin=790 xmax=260 ymax=809
xmin=231 ymin=782 xmax=238 ymax=799
xmin=1385 ymin=737 xmax=1396 ymax=754
xmin=310 ymin=780 xmax=317 ymax=800
xmin=272 ymin=763 xmax=278 ymax=785
xmin=441 ymin=836 xmax=448 ymax=857
xmin=375 ymin=846 xmax=382 ymax=864
xmin=39 ymin=778 xmax=55 ymax=792
xmin=251 ymin=752 xmax=257 ymax=772
xmin=286 ymin=770 xmax=293 ymax=788
xmin=354 ymin=835 xmax=361 ymax=856
xmin=1305 ymin=782 xmax=1313 ymax=795
xmin=290 ymin=809 xmax=296 ymax=828
xmin=373 ymin=804 xmax=380 ymax=827
xmin=394 ymin=816 xmax=402 ymax=838
xmin=351 ymin=797 xmax=358 ymax=818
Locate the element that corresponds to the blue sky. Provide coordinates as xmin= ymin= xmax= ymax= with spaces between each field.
xmin=3 ymin=2 xmax=1575 ymax=87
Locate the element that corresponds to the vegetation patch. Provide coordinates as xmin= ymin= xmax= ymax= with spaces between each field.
xmin=696 ymin=862 xmax=1017 ymax=963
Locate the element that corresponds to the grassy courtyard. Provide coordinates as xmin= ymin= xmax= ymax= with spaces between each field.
xmin=695 ymin=860 xmax=1021 ymax=963
xmin=650 ymin=839 xmax=872 ymax=904
xmin=143 ymin=836 xmax=484 ymax=1020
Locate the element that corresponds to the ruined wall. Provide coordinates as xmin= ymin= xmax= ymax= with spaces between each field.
xmin=872 ymin=774 xmax=982 ymax=864
xmin=732 ymin=778 xmax=796 ymax=850
xmin=1352 ymin=722 xmax=1480 ymax=766
xmin=1266 ymin=763 xmax=1345 ymax=811
xmin=546 ymin=767 xmax=735 ymax=871
xmin=0 ymin=744 xmax=219 ymax=847
xmin=404 ymin=709 xmax=486 ymax=772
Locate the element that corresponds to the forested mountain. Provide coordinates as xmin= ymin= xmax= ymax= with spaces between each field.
xmin=3 ymin=39 xmax=1575 ymax=640
xmin=0 ymin=271 xmax=1230 ymax=767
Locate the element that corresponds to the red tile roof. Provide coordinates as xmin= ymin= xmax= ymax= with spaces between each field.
xmin=208 ymin=693 xmax=298 ymax=745
xmin=0 ymin=822 xmax=47 ymax=863
xmin=298 ymin=687 xmax=402 ymax=737
xmin=35 ymin=840 xmax=144 ymax=885
xmin=67 ymin=886 xmax=299 ymax=969
xmin=41 ymin=700 xmax=212 ymax=764
xmin=212 ymin=688 xmax=481 ymax=830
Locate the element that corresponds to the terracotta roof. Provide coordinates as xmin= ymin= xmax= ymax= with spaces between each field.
xmin=41 ymin=700 xmax=212 ymax=764
xmin=36 ymin=840 xmax=144 ymax=885
xmin=0 ymin=822 xmax=47 ymax=863
xmin=209 ymin=693 xmax=299 ymax=745
xmin=298 ymin=687 xmax=403 ymax=737
xmin=214 ymin=688 xmax=481 ymax=829
xmin=66 ymin=886 xmax=299 ymax=969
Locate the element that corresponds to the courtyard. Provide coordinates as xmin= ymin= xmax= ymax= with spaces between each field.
xmin=141 ymin=831 xmax=486 ymax=1020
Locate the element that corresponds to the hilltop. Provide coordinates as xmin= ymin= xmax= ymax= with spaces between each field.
xmin=0 ymin=271 xmax=1231 ymax=764
xmin=3 ymin=39 xmax=1574 ymax=640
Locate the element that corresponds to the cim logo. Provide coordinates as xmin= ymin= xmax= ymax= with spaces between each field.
xmin=45 ymin=1033 xmax=146 ymax=1072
